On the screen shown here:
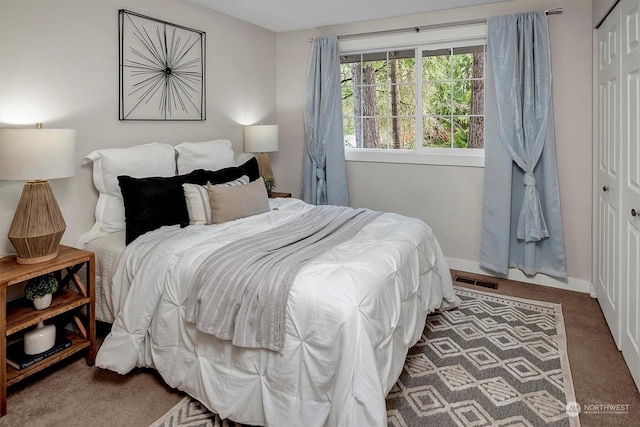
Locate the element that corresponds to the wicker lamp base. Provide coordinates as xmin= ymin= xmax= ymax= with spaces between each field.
xmin=8 ymin=180 xmax=66 ymax=265
xmin=256 ymin=152 xmax=274 ymax=178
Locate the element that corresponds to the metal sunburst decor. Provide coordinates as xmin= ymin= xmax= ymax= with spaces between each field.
xmin=119 ymin=10 xmax=206 ymax=121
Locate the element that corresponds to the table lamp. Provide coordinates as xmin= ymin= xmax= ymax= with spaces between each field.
xmin=0 ymin=125 xmax=76 ymax=264
xmin=244 ymin=124 xmax=279 ymax=178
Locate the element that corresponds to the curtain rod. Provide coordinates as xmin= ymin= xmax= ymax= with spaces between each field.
xmin=334 ymin=8 xmax=563 ymax=41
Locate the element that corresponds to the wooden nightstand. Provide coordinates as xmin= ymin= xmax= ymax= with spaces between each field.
xmin=0 ymin=245 xmax=95 ymax=417
xmin=268 ymin=191 xmax=292 ymax=198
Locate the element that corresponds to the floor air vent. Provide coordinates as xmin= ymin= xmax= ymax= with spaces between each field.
xmin=453 ymin=274 xmax=498 ymax=290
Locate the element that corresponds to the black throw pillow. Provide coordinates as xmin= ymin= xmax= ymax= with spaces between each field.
xmin=118 ymin=158 xmax=261 ymax=245
xmin=189 ymin=168 xmax=245 ymax=186
xmin=238 ymin=157 xmax=260 ymax=181
xmin=189 ymin=156 xmax=261 ymax=185
xmin=118 ymin=172 xmax=200 ymax=245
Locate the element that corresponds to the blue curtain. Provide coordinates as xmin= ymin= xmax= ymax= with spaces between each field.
xmin=301 ymin=36 xmax=349 ymax=206
xmin=481 ymin=11 xmax=567 ymax=278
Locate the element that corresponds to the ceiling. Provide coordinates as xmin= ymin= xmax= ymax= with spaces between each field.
xmin=190 ymin=0 xmax=511 ymax=33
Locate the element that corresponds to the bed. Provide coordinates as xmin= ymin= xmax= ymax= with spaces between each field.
xmin=82 ymin=230 xmax=125 ymax=323
xmin=82 ymin=140 xmax=459 ymax=427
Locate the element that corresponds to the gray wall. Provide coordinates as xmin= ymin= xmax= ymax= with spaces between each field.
xmin=0 ymin=0 xmax=594 ymax=291
xmin=0 ymin=0 xmax=277 ymax=255
xmin=593 ymin=0 xmax=619 ymax=26
xmin=275 ymin=0 xmax=593 ymax=291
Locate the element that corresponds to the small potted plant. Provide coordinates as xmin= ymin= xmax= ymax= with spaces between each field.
xmin=24 ymin=274 xmax=58 ymax=310
xmin=263 ymin=175 xmax=278 ymax=195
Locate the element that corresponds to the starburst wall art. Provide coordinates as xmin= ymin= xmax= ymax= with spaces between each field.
xmin=119 ymin=10 xmax=206 ymax=121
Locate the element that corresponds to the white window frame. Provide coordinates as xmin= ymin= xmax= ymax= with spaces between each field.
xmin=339 ymin=23 xmax=487 ymax=168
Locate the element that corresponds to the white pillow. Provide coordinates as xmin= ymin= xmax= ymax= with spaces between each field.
xmin=175 ymin=139 xmax=235 ymax=174
xmin=84 ymin=143 xmax=176 ymax=235
xmin=183 ymin=175 xmax=250 ymax=225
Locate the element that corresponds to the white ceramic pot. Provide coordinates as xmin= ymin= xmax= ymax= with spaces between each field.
xmin=32 ymin=293 xmax=52 ymax=310
xmin=24 ymin=321 xmax=56 ymax=355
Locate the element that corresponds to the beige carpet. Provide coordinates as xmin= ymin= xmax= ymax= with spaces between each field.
xmin=0 ymin=354 xmax=182 ymax=427
xmin=0 ymin=271 xmax=638 ymax=427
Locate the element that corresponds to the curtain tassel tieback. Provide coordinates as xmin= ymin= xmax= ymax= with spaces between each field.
xmin=516 ymin=171 xmax=550 ymax=242
xmin=316 ymin=168 xmax=327 ymax=205
xmin=522 ymin=171 xmax=536 ymax=187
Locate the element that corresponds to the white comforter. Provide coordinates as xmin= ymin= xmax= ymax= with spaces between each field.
xmin=96 ymin=198 xmax=458 ymax=426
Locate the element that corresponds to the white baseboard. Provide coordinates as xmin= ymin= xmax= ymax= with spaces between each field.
xmin=446 ymin=257 xmax=592 ymax=294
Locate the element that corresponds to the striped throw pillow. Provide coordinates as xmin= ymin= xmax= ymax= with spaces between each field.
xmin=183 ymin=175 xmax=250 ymax=225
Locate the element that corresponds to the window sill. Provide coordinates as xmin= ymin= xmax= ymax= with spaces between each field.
xmin=344 ymin=148 xmax=485 ymax=168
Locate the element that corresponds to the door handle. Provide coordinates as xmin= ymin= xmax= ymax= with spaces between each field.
xmin=633 ymin=209 xmax=638 ymax=217
xmin=603 ymin=185 xmax=609 ymax=192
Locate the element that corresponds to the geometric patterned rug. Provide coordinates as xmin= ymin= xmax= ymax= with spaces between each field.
xmin=151 ymin=287 xmax=580 ymax=427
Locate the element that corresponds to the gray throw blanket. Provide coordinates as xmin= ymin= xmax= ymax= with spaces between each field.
xmin=184 ymin=205 xmax=382 ymax=353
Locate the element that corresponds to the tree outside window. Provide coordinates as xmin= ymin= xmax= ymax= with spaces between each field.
xmin=341 ymin=44 xmax=485 ymax=150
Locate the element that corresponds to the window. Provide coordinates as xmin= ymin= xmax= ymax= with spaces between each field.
xmin=338 ymin=23 xmax=487 ymax=166
xmin=422 ymin=46 xmax=485 ymax=149
xmin=341 ymin=50 xmax=417 ymax=150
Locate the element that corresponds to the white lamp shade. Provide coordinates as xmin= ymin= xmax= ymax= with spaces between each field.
xmin=0 ymin=128 xmax=76 ymax=181
xmin=244 ymin=125 xmax=279 ymax=153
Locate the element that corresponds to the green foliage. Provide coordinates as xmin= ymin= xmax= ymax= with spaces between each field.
xmin=342 ymin=49 xmax=482 ymax=149
xmin=263 ymin=175 xmax=277 ymax=193
xmin=422 ymin=53 xmax=475 ymax=148
xmin=24 ymin=274 xmax=58 ymax=300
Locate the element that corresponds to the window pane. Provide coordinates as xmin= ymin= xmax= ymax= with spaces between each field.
xmin=461 ymin=51 xmax=484 ymax=119
xmin=423 ymin=49 xmax=451 ymax=81
xmin=379 ymin=84 xmax=417 ymax=118
xmin=396 ymin=117 xmax=416 ymax=149
xmin=342 ymin=61 xmax=357 ymax=119
xmin=361 ymin=58 xmax=388 ymax=85
xmin=342 ymin=100 xmax=353 ymax=120
xmin=470 ymin=79 xmax=485 ymax=116
xmin=376 ymin=85 xmax=390 ymax=117
xmin=340 ymin=43 xmax=484 ymax=152
xmin=468 ymin=116 xmax=484 ymax=148
xmin=452 ymin=116 xmax=484 ymax=149
xmin=362 ymin=117 xmax=381 ymax=148
xmin=452 ymin=80 xmax=472 ymax=116
xmin=423 ymin=82 xmax=452 ymax=115
xmin=340 ymin=62 xmax=354 ymax=83
xmin=351 ymin=85 xmax=377 ymax=118
xmin=378 ymin=117 xmax=391 ymax=148
xmin=453 ymin=116 xmax=470 ymax=148
xmin=368 ymin=63 xmax=382 ymax=86
xmin=343 ymin=117 xmax=357 ymax=148
xmin=452 ymin=52 xmax=474 ymax=80
xmin=374 ymin=117 xmax=416 ymax=150
xmin=423 ymin=116 xmax=452 ymax=148
xmin=396 ymin=84 xmax=416 ymax=116
xmin=389 ymin=52 xmax=415 ymax=84
xmin=343 ymin=63 xmax=360 ymax=105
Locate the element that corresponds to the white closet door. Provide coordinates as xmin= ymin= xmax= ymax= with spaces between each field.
xmin=620 ymin=0 xmax=640 ymax=389
xmin=596 ymin=5 xmax=622 ymax=347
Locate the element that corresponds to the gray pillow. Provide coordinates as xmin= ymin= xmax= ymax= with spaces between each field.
xmin=207 ymin=177 xmax=269 ymax=224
